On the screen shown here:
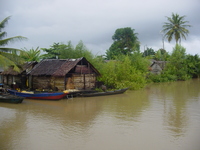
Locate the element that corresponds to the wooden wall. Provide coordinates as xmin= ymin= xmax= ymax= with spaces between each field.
xmin=31 ymin=73 xmax=97 ymax=91
xmin=51 ymin=76 xmax=65 ymax=91
xmin=3 ymin=75 xmax=20 ymax=86
xmin=72 ymin=74 xmax=96 ymax=90
xmin=32 ymin=76 xmax=66 ymax=91
xmin=32 ymin=76 xmax=51 ymax=90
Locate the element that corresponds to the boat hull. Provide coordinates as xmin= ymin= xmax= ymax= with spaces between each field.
xmin=0 ymin=94 xmax=24 ymax=104
xmin=80 ymin=88 xmax=129 ymax=97
xmin=8 ymin=90 xmax=69 ymax=100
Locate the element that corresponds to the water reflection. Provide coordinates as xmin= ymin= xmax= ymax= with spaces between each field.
xmin=147 ymin=79 xmax=200 ymax=137
xmin=26 ymin=98 xmax=103 ymax=130
xmin=0 ymin=99 xmax=104 ymax=150
xmin=101 ymin=89 xmax=150 ymax=122
xmin=0 ymin=106 xmax=28 ymax=150
xmin=0 ymin=79 xmax=200 ymax=150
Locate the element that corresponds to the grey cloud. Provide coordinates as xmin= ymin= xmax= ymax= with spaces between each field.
xmin=1 ymin=0 xmax=200 ymax=55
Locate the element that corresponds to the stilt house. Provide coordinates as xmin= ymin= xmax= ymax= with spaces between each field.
xmin=27 ymin=57 xmax=101 ymax=91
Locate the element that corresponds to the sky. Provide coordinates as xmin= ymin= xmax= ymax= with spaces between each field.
xmin=1 ymin=0 xmax=200 ymax=56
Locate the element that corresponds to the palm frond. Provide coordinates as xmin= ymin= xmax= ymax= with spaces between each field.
xmin=0 ymin=16 xmax=26 ymax=72
xmin=0 ymin=54 xmax=20 ymax=72
xmin=0 ymin=36 xmax=27 ymax=46
xmin=20 ymin=46 xmax=42 ymax=61
xmin=0 ymin=47 xmax=23 ymax=53
xmin=0 ymin=16 xmax=11 ymax=32
xmin=1 ymin=51 xmax=25 ymax=64
xmin=0 ymin=32 xmax=7 ymax=40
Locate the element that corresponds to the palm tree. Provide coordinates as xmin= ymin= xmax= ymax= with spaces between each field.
xmin=0 ymin=16 xmax=27 ymax=71
xmin=20 ymin=47 xmax=43 ymax=62
xmin=162 ymin=13 xmax=191 ymax=44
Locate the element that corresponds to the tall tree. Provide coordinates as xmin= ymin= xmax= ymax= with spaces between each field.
xmin=162 ymin=13 xmax=191 ymax=44
xmin=106 ymin=27 xmax=140 ymax=59
xmin=41 ymin=42 xmax=62 ymax=59
xmin=59 ymin=41 xmax=75 ymax=59
xmin=74 ymin=40 xmax=94 ymax=60
xmin=0 ymin=16 xmax=27 ymax=71
xmin=142 ymin=47 xmax=155 ymax=57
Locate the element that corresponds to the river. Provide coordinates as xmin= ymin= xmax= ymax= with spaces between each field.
xmin=0 ymin=79 xmax=200 ymax=150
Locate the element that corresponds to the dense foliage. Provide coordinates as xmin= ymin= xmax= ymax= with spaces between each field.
xmin=148 ymin=44 xmax=200 ymax=82
xmin=97 ymin=55 xmax=149 ymax=90
xmin=143 ymin=47 xmax=155 ymax=57
xmin=41 ymin=41 xmax=94 ymax=61
xmin=154 ymin=49 xmax=169 ymax=61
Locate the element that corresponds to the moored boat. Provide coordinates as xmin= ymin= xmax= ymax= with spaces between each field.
xmin=79 ymin=88 xmax=129 ymax=97
xmin=0 ymin=93 xmax=24 ymax=104
xmin=8 ymin=89 xmax=69 ymax=100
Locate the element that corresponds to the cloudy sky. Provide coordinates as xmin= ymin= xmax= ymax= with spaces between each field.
xmin=1 ymin=0 xmax=200 ymax=56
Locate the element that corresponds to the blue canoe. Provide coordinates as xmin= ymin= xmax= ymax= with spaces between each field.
xmin=8 ymin=89 xmax=69 ymax=100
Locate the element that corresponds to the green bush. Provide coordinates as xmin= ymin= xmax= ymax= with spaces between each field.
xmin=97 ymin=55 xmax=148 ymax=90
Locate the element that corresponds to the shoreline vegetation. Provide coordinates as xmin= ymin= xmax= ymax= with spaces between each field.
xmin=1 ymin=13 xmax=198 ymax=91
xmin=93 ymin=45 xmax=200 ymax=91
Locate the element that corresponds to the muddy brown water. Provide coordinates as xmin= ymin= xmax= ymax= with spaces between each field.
xmin=0 ymin=79 xmax=200 ymax=150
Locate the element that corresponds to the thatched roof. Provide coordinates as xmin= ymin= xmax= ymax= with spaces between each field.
xmin=28 ymin=57 xmax=100 ymax=76
xmin=1 ymin=61 xmax=37 ymax=75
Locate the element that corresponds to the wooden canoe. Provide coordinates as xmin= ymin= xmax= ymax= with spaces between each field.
xmin=0 ymin=93 xmax=24 ymax=104
xmin=79 ymin=88 xmax=129 ymax=97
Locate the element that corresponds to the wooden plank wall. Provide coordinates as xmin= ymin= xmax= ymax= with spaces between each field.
xmin=66 ymin=77 xmax=75 ymax=89
xmin=51 ymin=76 xmax=65 ymax=91
xmin=32 ymin=74 xmax=97 ymax=91
xmin=73 ymin=74 xmax=96 ymax=90
xmin=32 ymin=76 xmax=51 ymax=90
xmin=32 ymin=76 xmax=65 ymax=91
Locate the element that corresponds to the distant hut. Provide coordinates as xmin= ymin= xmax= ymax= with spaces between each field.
xmin=1 ymin=62 xmax=37 ymax=89
xmin=27 ymin=57 xmax=101 ymax=91
xmin=149 ymin=60 xmax=167 ymax=75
